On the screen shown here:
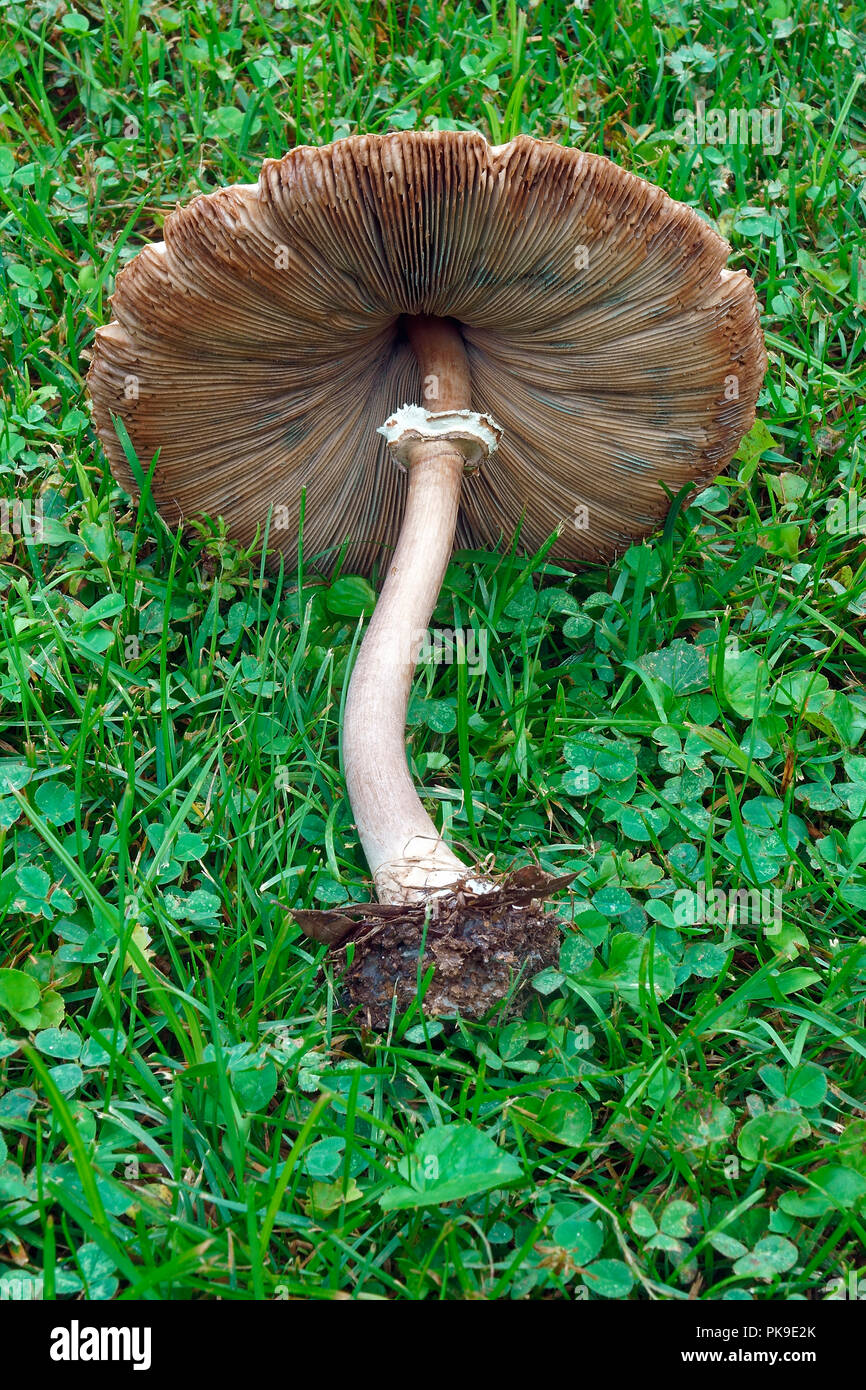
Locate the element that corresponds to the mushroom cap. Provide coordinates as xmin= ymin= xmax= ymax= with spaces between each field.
xmin=88 ymin=131 xmax=766 ymax=573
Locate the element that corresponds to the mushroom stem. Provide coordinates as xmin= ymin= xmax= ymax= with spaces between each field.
xmin=343 ymin=317 xmax=486 ymax=905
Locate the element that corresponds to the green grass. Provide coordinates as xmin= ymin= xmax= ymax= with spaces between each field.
xmin=1 ymin=0 xmax=865 ymax=1301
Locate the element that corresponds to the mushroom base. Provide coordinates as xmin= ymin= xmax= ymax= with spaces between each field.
xmin=343 ymin=891 xmax=562 ymax=1031
xmin=294 ymin=866 xmax=575 ymax=1031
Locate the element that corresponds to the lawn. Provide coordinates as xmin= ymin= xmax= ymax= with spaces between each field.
xmin=0 ymin=0 xmax=865 ymax=1303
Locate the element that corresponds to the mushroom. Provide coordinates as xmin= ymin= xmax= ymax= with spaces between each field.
xmin=88 ymin=132 xmax=766 ymax=1026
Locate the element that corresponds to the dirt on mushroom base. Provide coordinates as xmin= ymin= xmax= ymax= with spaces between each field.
xmin=344 ymin=895 xmax=563 ymax=1030
xmin=294 ymin=867 xmax=574 ymax=1031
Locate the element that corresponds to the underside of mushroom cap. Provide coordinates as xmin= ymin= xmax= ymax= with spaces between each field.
xmin=88 ymin=131 xmax=767 ymax=574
